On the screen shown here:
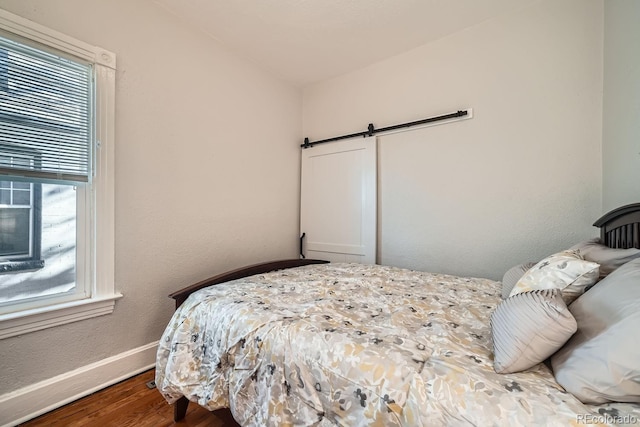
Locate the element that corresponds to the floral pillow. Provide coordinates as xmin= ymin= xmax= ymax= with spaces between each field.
xmin=509 ymin=250 xmax=599 ymax=305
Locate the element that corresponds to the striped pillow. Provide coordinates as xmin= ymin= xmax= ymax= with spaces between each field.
xmin=501 ymin=262 xmax=537 ymax=299
xmin=491 ymin=289 xmax=577 ymax=374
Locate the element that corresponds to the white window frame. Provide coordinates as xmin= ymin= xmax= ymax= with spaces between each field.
xmin=0 ymin=9 xmax=120 ymax=339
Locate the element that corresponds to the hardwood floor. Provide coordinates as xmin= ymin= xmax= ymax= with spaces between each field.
xmin=20 ymin=369 xmax=240 ymax=427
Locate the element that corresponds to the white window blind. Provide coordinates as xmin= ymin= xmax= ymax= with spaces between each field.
xmin=0 ymin=34 xmax=92 ymax=183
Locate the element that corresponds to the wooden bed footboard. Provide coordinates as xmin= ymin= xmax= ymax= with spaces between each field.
xmin=167 ymin=258 xmax=328 ymax=421
xmin=168 ymin=258 xmax=329 ymax=309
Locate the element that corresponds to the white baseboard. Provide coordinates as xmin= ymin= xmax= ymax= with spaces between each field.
xmin=0 ymin=341 xmax=159 ymax=427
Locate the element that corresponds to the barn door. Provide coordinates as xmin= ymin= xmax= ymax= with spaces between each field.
xmin=300 ymin=136 xmax=377 ymax=264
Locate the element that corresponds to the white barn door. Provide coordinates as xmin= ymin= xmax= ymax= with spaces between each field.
xmin=300 ymin=137 xmax=377 ymax=264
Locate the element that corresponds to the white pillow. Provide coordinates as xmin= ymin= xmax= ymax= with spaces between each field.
xmin=551 ymin=258 xmax=640 ymax=404
xmin=491 ymin=289 xmax=577 ymax=374
xmin=570 ymin=238 xmax=640 ymax=279
xmin=509 ymin=250 xmax=599 ymax=305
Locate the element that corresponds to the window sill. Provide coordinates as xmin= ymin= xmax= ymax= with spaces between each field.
xmin=0 ymin=259 xmax=45 ymax=273
xmin=0 ymin=293 xmax=123 ymax=339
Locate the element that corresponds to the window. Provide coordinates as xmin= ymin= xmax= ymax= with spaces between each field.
xmin=0 ymin=10 xmax=118 ymax=339
xmin=0 ymin=177 xmax=43 ymax=270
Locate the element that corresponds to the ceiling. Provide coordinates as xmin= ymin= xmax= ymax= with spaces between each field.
xmin=153 ymin=0 xmax=537 ymax=87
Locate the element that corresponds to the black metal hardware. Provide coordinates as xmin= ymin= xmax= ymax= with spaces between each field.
xmin=299 ymin=232 xmax=306 ymax=259
xmin=301 ymin=110 xmax=468 ymax=148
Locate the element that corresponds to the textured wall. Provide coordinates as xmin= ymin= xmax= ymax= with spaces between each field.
xmin=0 ymin=0 xmax=301 ymax=393
xmin=602 ymin=0 xmax=640 ymax=211
xmin=303 ymin=0 xmax=604 ymax=280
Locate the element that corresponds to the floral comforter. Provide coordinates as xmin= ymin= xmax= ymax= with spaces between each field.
xmin=156 ymin=263 xmax=640 ymax=426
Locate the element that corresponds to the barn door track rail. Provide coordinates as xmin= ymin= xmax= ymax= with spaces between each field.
xmin=301 ymin=109 xmax=470 ymax=149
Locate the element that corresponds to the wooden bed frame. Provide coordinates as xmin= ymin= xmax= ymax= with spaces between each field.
xmin=593 ymin=202 xmax=640 ymax=249
xmin=166 ymin=203 xmax=640 ymax=422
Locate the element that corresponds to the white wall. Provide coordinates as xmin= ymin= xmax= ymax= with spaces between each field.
xmin=0 ymin=0 xmax=301 ymax=397
xmin=602 ymin=0 xmax=640 ymax=211
xmin=303 ymin=0 xmax=604 ymax=280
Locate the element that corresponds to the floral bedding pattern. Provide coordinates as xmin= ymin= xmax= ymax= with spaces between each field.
xmin=156 ymin=263 xmax=640 ymax=426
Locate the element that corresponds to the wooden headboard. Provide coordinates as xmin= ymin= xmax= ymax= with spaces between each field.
xmin=593 ymin=203 xmax=640 ymax=249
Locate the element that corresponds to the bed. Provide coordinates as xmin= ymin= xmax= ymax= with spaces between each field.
xmin=156 ymin=204 xmax=640 ymax=426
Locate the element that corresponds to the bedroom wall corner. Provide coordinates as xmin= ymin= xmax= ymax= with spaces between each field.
xmin=602 ymin=0 xmax=640 ymax=212
xmin=302 ymin=0 xmax=604 ymax=280
xmin=0 ymin=0 xmax=302 ymax=418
